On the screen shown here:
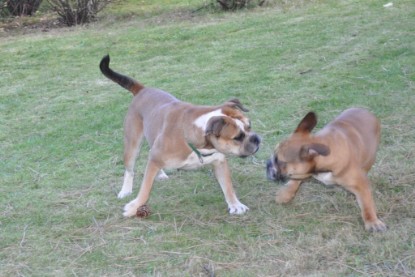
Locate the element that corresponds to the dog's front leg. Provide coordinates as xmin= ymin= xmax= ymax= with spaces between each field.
xmin=123 ymin=160 xmax=160 ymax=217
xmin=212 ymin=159 xmax=248 ymax=214
xmin=275 ymin=179 xmax=302 ymax=204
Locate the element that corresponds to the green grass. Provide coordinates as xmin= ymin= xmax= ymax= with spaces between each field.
xmin=1 ymin=0 xmax=414 ymax=276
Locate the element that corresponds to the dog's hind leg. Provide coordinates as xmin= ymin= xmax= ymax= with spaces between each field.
xmin=118 ymin=116 xmax=144 ymax=199
xmin=341 ymin=172 xmax=386 ymax=232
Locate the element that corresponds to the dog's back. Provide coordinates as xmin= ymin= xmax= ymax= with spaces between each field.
xmin=325 ymin=108 xmax=380 ymax=171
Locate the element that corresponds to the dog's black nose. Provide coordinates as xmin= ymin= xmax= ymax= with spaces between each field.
xmin=249 ymin=134 xmax=261 ymax=145
xmin=266 ymin=158 xmax=286 ymax=182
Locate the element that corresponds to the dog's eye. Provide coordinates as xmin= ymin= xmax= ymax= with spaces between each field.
xmin=233 ymin=132 xmax=245 ymax=141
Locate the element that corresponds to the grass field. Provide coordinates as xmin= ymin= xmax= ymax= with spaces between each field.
xmin=1 ymin=0 xmax=414 ymax=276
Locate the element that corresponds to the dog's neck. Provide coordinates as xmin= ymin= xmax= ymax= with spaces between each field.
xmin=187 ymin=135 xmax=214 ymax=149
xmin=308 ymin=135 xmax=337 ymax=173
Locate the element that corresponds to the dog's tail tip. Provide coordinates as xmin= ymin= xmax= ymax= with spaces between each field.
xmin=100 ymin=54 xmax=110 ymax=71
xmin=102 ymin=54 xmax=110 ymax=62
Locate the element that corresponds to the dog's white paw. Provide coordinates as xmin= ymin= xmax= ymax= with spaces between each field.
xmin=156 ymin=170 xmax=169 ymax=181
xmin=117 ymin=189 xmax=132 ymax=199
xmin=228 ymin=201 xmax=249 ymax=215
xmin=119 ymin=170 xmax=134 ymax=199
xmin=123 ymin=199 xmax=140 ymax=217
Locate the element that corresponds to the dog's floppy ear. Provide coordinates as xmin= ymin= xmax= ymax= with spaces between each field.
xmin=295 ymin=112 xmax=317 ymax=134
xmin=300 ymin=143 xmax=330 ymax=160
xmin=227 ymin=98 xmax=249 ymax=112
xmin=205 ymin=116 xmax=227 ymax=137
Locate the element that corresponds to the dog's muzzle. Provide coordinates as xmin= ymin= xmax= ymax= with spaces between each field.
xmin=241 ymin=134 xmax=261 ymax=158
xmin=266 ymin=158 xmax=286 ymax=182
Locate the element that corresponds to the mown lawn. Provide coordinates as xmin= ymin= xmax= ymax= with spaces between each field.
xmin=1 ymin=0 xmax=414 ymax=276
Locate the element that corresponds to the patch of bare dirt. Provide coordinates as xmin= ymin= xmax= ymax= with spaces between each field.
xmin=0 ymin=13 xmax=65 ymax=36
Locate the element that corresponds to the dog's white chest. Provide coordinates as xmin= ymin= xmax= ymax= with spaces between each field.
xmin=313 ymin=172 xmax=337 ymax=186
xmin=177 ymin=150 xmax=224 ymax=170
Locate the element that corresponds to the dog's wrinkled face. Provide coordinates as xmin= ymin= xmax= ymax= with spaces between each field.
xmin=205 ymin=100 xmax=261 ymax=157
xmin=266 ymin=112 xmax=330 ymax=182
xmin=206 ymin=116 xmax=261 ymax=157
xmin=266 ymin=136 xmax=319 ymax=181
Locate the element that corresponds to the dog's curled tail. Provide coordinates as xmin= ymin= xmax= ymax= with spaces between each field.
xmin=99 ymin=55 xmax=144 ymax=96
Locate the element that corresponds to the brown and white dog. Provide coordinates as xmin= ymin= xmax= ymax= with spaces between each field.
xmin=266 ymin=108 xmax=386 ymax=232
xmin=100 ymin=55 xmax=260 ymax=217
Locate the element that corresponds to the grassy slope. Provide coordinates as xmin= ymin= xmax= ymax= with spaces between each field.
xmin=1 ymin=0 xmax=414 ymax=276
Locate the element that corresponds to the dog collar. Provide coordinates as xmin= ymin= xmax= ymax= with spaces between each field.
xmin=188 ymin=143 xmax=215 ymax=163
